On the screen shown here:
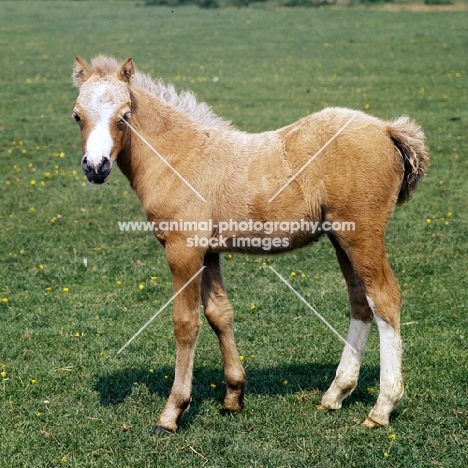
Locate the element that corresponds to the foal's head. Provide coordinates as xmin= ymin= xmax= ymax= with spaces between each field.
xmin=72 ymin=56 xmax=134 ymax=184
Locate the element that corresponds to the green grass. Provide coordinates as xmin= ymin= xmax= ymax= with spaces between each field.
xmin=1 ymin=1 xmax=467 ymax=466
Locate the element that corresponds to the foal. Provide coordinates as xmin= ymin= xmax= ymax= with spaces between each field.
xmin=72 ymin=56 xmax=428 ymax=432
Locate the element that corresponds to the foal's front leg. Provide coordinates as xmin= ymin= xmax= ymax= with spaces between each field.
xmin=201 ymin=253 xmax=246 ymax=413
xmin=154 ymin=244 xmax=204 ymax=433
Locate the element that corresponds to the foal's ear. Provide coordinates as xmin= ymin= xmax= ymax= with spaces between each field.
xmin=73 ymin=56 xmax=92 ymax=87
xmin=119 ymin=58 xmax=135 ymax=83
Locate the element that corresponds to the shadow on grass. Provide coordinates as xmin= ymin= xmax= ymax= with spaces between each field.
xmin=94 ymin=363 xmax=380 ymax=427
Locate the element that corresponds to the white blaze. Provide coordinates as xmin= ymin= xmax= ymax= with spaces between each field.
xmin=85 ymin=102 xmax=117 ymax=166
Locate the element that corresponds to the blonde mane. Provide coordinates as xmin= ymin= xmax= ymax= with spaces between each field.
xmin=90 ymin=55 xmax=231 ymax=131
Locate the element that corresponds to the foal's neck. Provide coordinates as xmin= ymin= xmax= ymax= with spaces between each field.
xmin=116 ymin=88 xmax=207 ymax=205
xmin=132 ymin=87 xmax=206 ymax=159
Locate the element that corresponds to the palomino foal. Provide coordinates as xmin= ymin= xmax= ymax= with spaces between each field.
xmin=72 ymin=56 xmax=428 ymax=433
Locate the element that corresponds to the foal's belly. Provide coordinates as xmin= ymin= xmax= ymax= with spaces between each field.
xmin=204 ymin=224 xmax=323 ymax=255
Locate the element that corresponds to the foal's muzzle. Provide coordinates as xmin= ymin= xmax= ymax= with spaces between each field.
xmin=81 ymin=156 xmax=112 ymax=184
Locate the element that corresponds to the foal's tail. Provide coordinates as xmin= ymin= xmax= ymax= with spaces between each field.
xmin=387 ymin=116 xmax=429 ymax=205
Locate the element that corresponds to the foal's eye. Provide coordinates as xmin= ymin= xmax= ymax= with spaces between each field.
xmin=120 ymin=112 xmax=131 ymax=123
xmin=72 ymin=112 xmax=81 ymax=123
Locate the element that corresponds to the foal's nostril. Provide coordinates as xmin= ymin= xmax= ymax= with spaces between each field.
xmin=101 ymin=158 xmax=112 ymax=174
xmin=81 ymin=156 xmax=89 ymax=172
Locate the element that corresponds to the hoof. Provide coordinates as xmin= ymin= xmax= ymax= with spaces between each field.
xmin=317 ymin=403 xmax=340 ymax=411
xmin=152 ymin=425 xmax=173 ymax=434
xmin=220 ymin=408 xmax=238 ymax=417
xmin=362 ymin=417 xmax=383 ymax=428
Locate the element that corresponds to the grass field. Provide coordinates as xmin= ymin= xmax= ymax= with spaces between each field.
xmin=1 ymin=1 xmax=467 ymax=466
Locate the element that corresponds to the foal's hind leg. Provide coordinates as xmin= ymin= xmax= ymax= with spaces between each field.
xmin=201 ymin=253 xmax=246 ymax=412
xmin=341 ymin=235 xmax=404 ymax=427
xmin=320 ymin=236 xmax=373 ymax=410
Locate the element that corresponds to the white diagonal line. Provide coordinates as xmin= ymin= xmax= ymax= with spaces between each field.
xmin=117 ymin=266 xmax=206 ymax=354
xmin=121 ymin=118 xmax=207 ymax=202
xmin=268 ymin=114 xmax=357 ymax=203
xmin=268 ymin=266 xmax=357 ymax=354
